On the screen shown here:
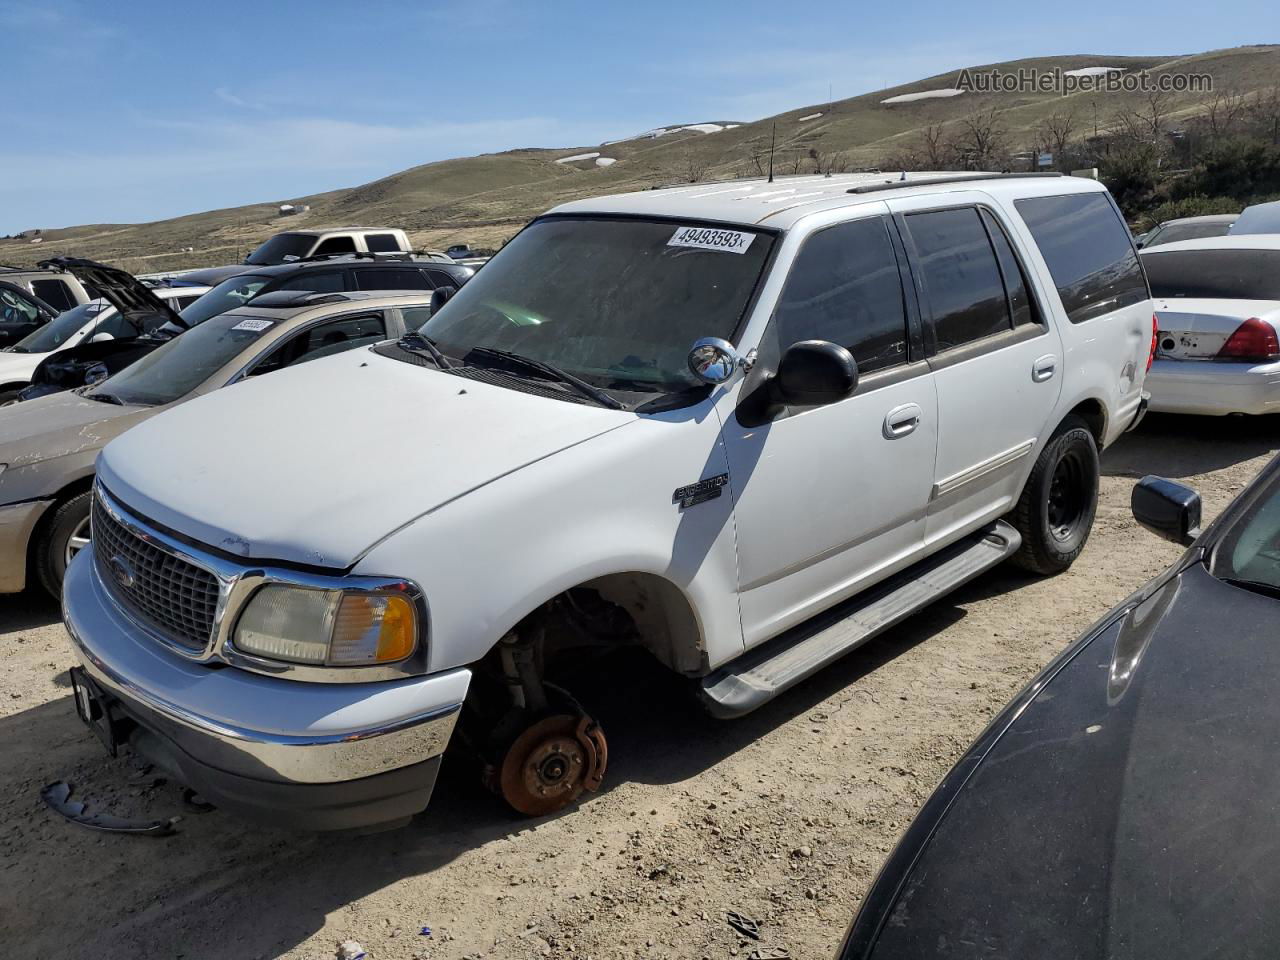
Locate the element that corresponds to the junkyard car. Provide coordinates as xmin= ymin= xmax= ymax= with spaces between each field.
xmin=837 ymin=460 xmax=1280 ymax=960
xmin=0 ymin=262 xmax=98 ymax=312
xmin=1135 ymin=212 xmax=1237 ymax=248
xmin=176 ymin=228 xmax=422 ymax=286
xmin=0 ymin=281 xmax=58 ymax=347
xmin=0 ymin=291 xmax=431 ymax=597
xmin=1142 ymin=235 xmax=1280 ymax=415
xmin=0 ymin=281 xmax=208 ymax=404
xmin=64 ymin=172 xmax=1154 ymax=830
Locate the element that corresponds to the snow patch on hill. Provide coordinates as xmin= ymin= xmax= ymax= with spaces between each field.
xmin=555 ymin=152 xmax=601 ymax=164
xmin=881 ymin=88 xmax=965 ymax=104
xmin=796 ymin=112 xmax=823 ymax=122
xmin=595 ymin=157 xmax=616 ymax=167
xmin=1062 ymin=66 xmax=1126 ymax=77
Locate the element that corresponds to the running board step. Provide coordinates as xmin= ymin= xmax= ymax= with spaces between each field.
xmin=699 ymin=520 xmax=1022 ymax=718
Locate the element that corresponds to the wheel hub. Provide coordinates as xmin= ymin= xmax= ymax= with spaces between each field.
xmin=64 ymin=516 xmax=92 ymax=568
xmin=498 ymin=713 xmax=608 ymax=816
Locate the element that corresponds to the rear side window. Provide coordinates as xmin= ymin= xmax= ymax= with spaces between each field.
xmin=312 ymin=235 xmax=357 ymax=256
xmin=399 ymin=305 xmax=434 ymax=331
xmin=365 ymin=233 xmax=403 ymax=252
xmin=253 ymin=313 xmax=388 ymax=375
xmin=1015 ymin=192 xmax=1148 ymax=323
xmin=31 ymin=279 xmax=77 ymax=311
xmin=904 ymin=207 xmax=1009 ymax=350
xmin=354 ymin=268 xmax=433 ymax=291
xmin=773 ymin=216 xmax=909 ymax=373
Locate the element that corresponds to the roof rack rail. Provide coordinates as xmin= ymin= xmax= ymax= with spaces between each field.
xmin=295 ymin=251 xmax=415 ymax=264
xmin=847 ymin=171 xmax=1065 ymax=195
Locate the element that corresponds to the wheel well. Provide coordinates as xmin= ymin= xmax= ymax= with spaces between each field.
xmin=1064 ymin=399 xmax=1106 ymax=447
xmin=26 ymin=475 xmax=94 ymax=571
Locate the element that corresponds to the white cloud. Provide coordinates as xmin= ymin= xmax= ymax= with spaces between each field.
xmin=214 ymin=87 xmax=267 ymax=111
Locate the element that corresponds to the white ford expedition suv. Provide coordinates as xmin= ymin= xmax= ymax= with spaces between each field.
xmin=64 ymin=173 xmax=1154 ymax=831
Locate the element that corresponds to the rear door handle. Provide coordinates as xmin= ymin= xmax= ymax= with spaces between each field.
xmin=883 ymin=403 xmax=922 ymax=439
xmin=1032 ymin=354 xmax=1057 ymax=383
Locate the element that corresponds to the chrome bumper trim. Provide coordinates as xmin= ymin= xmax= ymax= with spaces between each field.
xmin=66 ymin=612 xmax=460 ymax=785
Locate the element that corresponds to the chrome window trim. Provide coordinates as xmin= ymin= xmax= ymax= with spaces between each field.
xmin=94 ymin=483 xmax=431 ymax=683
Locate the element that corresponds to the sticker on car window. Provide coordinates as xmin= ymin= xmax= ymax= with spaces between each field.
xmin=231 ymin=318 xmax=274 ymax=332
xmin=667 ymin=226 xmax=756 ymax=254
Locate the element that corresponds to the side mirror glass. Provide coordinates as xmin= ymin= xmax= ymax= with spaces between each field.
xmin=687 ymin=337 xmax=742 ymax=385
xmin=774 ymin=340 xmax=859 ymax=406
xmin=1131 ymin=475 xmax=1201 ymax=546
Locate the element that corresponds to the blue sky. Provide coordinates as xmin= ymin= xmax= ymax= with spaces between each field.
xmin=1 ymin=0 xmax=1270 ymax=232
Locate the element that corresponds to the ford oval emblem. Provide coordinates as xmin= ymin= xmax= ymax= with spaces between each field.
xmin=109 ymin=555 xmax=135 ymax=589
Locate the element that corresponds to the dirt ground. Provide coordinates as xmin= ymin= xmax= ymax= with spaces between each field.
xmin=2 ymin=413 xmax=1277 ymax=960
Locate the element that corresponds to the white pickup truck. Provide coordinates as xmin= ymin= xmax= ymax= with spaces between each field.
xmin=64 ymin=172 xmax=1154 ymax=831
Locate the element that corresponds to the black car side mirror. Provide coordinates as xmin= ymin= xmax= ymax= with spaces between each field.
xmin=1132 ymin=475 xmax=1202 ymax=546
xmin=774 ymin=340 xmax=859 ymax=407
xmin=431 ymin=285 xmax=459 ymax=314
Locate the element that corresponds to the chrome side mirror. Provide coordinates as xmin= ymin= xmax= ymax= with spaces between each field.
xmin=687 ymin=337 xmax=744 ymax=385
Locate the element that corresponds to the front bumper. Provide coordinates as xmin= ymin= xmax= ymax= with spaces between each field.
xmin=1146 ymin=357 xmax=1280 ymax=416
xmin=0 ymin=498 xmax=52 ymax=593
xmin=63 ymin=551 xmax=470 ymax=830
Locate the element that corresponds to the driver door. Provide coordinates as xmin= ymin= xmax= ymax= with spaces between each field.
xmin=720 ymin=213 xmax=939 ymax=647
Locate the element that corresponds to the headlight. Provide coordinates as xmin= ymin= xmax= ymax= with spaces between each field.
xmin=233 ymin=584 xmax=418 ymax=666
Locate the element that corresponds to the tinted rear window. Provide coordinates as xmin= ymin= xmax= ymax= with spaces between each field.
xmin=354 ymin=268 xmax=432 ymax=291
xmin=1143 ymin=249 xmax=1280 ymax=301
xmin=30 ymin=279 xmax=77 ymax=311
xmin=1016 ymin=193 xmax=1149 ymax=323
xmin=365 ymin=233 xmax=403 ymax=252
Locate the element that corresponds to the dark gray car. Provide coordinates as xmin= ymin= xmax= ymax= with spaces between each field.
xmin=839 ymin=459 xmax=1280 ymax=959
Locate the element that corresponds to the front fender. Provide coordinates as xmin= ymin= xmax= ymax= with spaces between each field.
xmin=354 ymin=404 xmax=744 ymax=674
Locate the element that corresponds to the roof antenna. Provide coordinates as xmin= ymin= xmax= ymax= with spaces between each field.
xmin=767 ymin=123 xmax=776 ymax=183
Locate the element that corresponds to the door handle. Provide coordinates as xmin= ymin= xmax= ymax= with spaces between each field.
xmin=1032 ymin=354 xmax=1057 ymax=383
xmin=883 ymin=403 xmax=922 ymax=439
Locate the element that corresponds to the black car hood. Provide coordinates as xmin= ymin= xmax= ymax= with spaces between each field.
xmin=851 ymin=561 xmax=1280 ymax=960
xmin=38 ymin=257 xmax=184 ymax=330
xmin=175 ymin=264 xmax=254 ymax=286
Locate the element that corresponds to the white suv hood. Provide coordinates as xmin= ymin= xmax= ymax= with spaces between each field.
xmin=97 ymin=349 xmax=633 ymax=568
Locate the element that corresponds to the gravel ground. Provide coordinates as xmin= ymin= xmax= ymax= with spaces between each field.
xmin=1 ymin=413 xmax=1277 ymax=960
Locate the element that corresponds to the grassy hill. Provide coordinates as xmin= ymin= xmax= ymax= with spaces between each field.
xmin=5 ymin=44 xmax=1278 ymax=272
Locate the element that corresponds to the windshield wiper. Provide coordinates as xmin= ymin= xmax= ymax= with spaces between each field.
xmin=86 ymin=391 xmax=124 ymax=405
xmin=467 ymin=346 xmax=624 ymax=410
xmin=1220 ymin=577 xmax=1280 ymax=601
xmin=397 ymin=332 xmax=453 ymax=369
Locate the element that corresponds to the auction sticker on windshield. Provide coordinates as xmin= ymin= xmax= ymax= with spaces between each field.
xmin=667 ymin=226 xmax=756 ymax=254
xmin=231 ymin=318 xmax=274 ymax=332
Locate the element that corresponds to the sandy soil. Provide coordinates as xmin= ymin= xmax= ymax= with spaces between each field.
xmin=2 ymin=413 xmax=1277 ymax=960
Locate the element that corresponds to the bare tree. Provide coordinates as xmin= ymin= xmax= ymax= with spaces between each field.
xmin=683 ymin=148 xmax=711 ymax=183
xmin=1035 ymin=110 xmax=1077 ymax=168
xmin=1248 ymin=84 xmax=1280 ymax=145
xmin=1203 ymin=87 xmax=1247 ymax=140
xmin=785 ymin=151 xmax=805 ymax=175
xmin=1130 ymin=89 xmax=1173 ymax=141
xmin=746 ymin=143 xmax=768 ymax=177
xmin=919 ymin=123 xmax=951 ymax=168
xmin=956 ymin=108 xmax=1006 ymax=169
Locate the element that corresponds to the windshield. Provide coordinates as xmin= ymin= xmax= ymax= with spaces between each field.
xmin=1143 ymin=221 xmax=1233 ymax=247
xmin=178 ymin=274 xmax=271 ymax=326
xmin=1143 ymin=249 xmax=1280 ymax=300
xmin=244 ymin=234 xmax=314 ymax=265
xmin=91 ymin=312 xmax=279 ymax=405
xmin=1231 ymin=203 xmax=1280 ymax=235
xmin=418 ymin=216 xmax=774 ymax=393
xmin=11 ymin=300 xmax=111 ymax=353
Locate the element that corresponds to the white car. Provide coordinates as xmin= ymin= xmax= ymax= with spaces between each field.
xmin=1142 ymin=236 xmax=1280 ymax=415
xmin=0 ymin=285 xmax=209 ymax=403
xmin=64 ymin=172 xmax=1154 ymax=831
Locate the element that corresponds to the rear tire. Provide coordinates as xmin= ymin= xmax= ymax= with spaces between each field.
xmin=1009 ymin=417 xmax=1099 ymax=575
xmin=35 ymin=491 xmax=92 ymax=598
xmin=0 ymin=388 xmax=22 ymax=406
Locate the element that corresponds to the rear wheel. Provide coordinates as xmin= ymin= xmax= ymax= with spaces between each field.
xmin=35 ymin=491 xmax=92 ymax=597
xmin=0 ymin=388 xmax=23 ymax=406
xmin=1009 ymin=417 xmax=1099 ymax=575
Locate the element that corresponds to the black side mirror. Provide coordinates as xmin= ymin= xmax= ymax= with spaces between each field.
xmin=1132 ymin=475 xmax=1201 ymax=546
xmin=774 ymin=340 xmax=859 ymax=407
xmin=431 ymin=285 xmax=459 ymax=313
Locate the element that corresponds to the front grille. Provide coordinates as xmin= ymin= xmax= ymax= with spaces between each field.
xmin=92 ymin=492 xmax=220 ymax=652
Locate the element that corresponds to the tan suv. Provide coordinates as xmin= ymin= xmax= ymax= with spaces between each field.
xmin=0 ymin=289 xmax=434 ymax=595
xmin=0 ymin=263 xmax=96 ymax=312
